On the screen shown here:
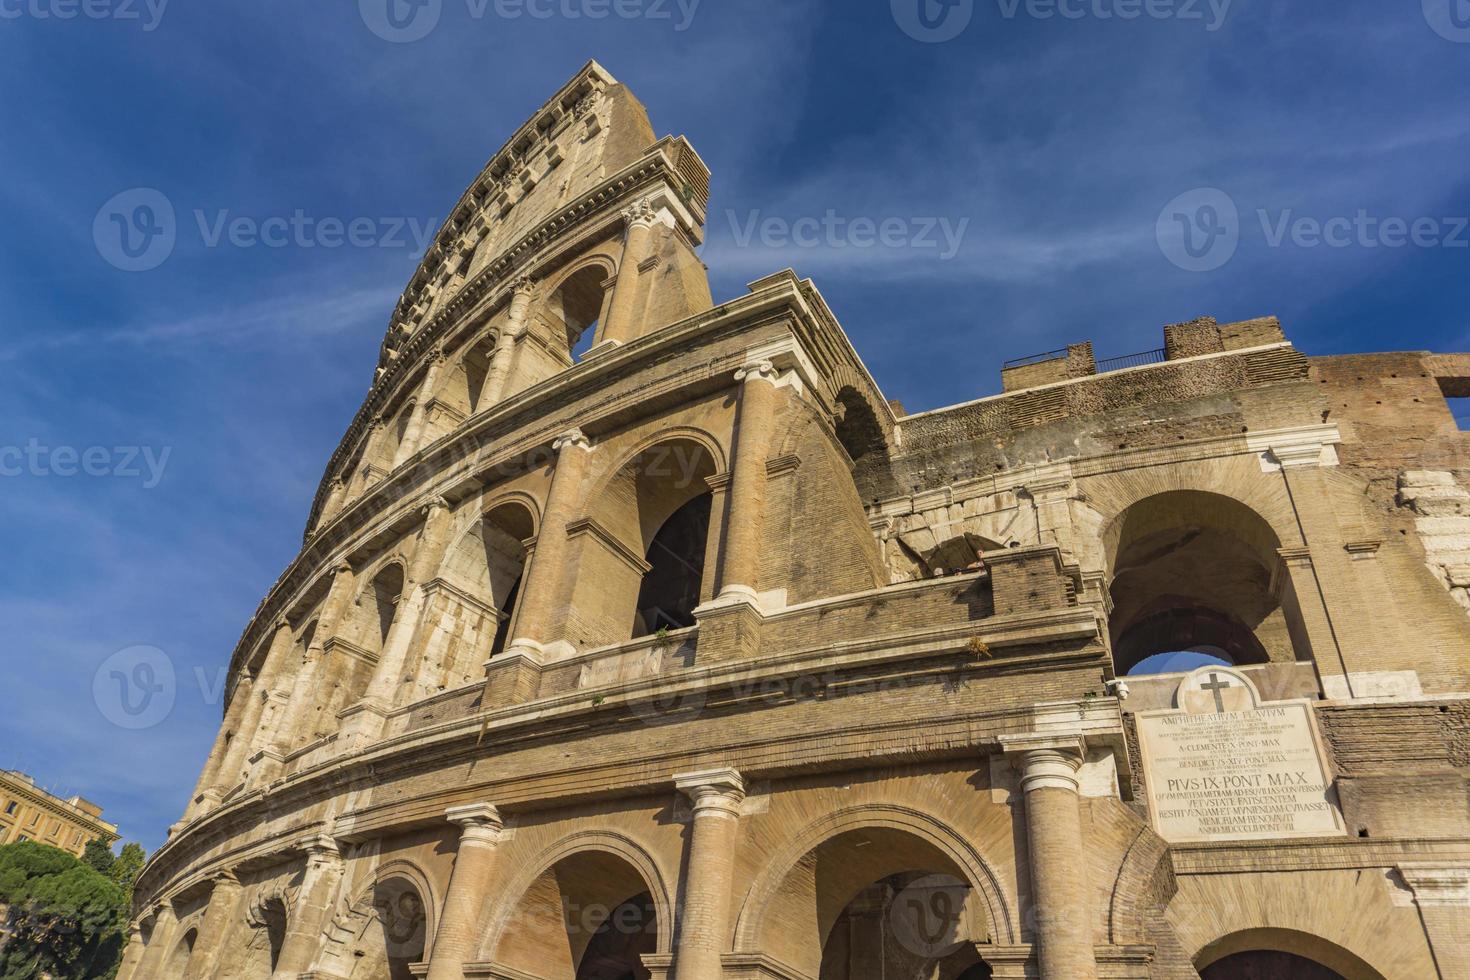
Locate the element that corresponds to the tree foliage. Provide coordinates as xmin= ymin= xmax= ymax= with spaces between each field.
xmin=0 ymin=841 xmax=127 ymax=980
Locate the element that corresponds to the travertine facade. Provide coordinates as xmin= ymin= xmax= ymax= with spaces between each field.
xmin=126 ymin=62 xmax=1470 ymax=980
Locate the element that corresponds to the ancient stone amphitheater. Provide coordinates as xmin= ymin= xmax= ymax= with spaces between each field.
xmin=123 ymin=62 xmax=1470 ymax=980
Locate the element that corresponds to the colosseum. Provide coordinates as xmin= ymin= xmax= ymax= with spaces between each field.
xmin=122 ymin=62 xmax=1470 ymax=980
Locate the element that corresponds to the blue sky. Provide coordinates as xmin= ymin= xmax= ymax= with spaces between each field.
xmin=2 ymin=0 xmax=1468 ymax=853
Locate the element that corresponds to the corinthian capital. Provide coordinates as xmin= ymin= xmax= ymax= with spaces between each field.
xmin=621 ymin=197 xmax=660 ymax=229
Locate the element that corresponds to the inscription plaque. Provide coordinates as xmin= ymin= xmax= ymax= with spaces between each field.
xmin=1135 ymin=667 xmax=1343 ymax=843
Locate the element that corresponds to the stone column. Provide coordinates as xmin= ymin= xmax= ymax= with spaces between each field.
xmin=319 ymin=477 xmax=349 ymax=526
xmin=715 ymin=361 xmax=781 ymax=606
xmin=501 ymin=430 xmax=592 ymax=659
xmin=478 ymin=277 xmax=534 ymax=408
xmin=345 ymin=497 xmax=456 ymax=742
xmin=395 ymin=347 xmax=449 ymax=467
xmin=354 ymin=419 xmax=391 ymax=493
xmin=270 ymin=836 xmax=344 ymax=980
xmin=276 ymin=563 xmax=356 ymax=753
xmin=114 ymin=923 xmax=146 ymax=980
xmin=186 ymin=673 xmax=255 ymax=818
xmin=220 ymin=619 xmax=293 ymax=793
xmin=1398 ymin=865 xmax=1470 ymax=978
xmin=134 ymin=900 xmax=178 ymax=980
xmin=601 ymin=199 xmax=660 ymax=346
xmin=1001 ymin=735 xmax=1096 ymax=980
xmin=425 ymin=804 xmax=505 ymax=980
xmin=183 ymin=870 xmax=243 ymax=980
xmin=671 ymin=768 xmax=746 ymax=980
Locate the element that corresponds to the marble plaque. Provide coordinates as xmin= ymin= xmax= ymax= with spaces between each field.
xmin=1135 ymin=667 xmax=1343 ymax=843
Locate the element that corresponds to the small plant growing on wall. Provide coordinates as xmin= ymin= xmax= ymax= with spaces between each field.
xmin=967 ymin=636 xmax=992 ymax=659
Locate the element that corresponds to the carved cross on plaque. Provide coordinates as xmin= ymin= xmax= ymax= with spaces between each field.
xmin=1200 ymin=672 xmax=1236 ymax=713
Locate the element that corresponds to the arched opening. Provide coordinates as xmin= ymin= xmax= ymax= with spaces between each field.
xmin=1201 ymin=950 xmax=1346 ymax=979
xmin=318 ymin=563 xmax=405 ymax=735
xmin=314 ymin=876 xmax=429 ymax=980
xmin=1106 ymin=491 xmax=1301 ymax=677
xmin=491 ymin=850 xmax=660 ymax=980
xmin=753 ymin=827 xmax=994 ymax=980
xmin=834 ymin=387 xmax=886 ymax=464
xmin=1195 ymin=928 xmax=1387 ymax=980
xmin=421 ymin=501 xmax=537 ymax=698
xmin=229 ymin=898 xmax=286 ymax=979
xmin=569 ymin=437 xmax=718 ymax=648
xmin=635 ymin=492 xmax=712 ymax=634
xmin=546 ymin=266 xmax=608 ymax=363
xmin=458 ymin=332 xmax=500 ymax=415
xmin=165 ymin=926 xmax=196 ymax=978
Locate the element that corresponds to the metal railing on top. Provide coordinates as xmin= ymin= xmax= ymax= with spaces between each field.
xmin=1096 ymin=347 xmax=1167 ymax=373
xmin=1002 ymin=348 xmax=1070 ymax=370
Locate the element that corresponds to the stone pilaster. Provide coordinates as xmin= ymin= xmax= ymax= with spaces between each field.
xmin=491 ymin=429 xmax=592 ymax=686
xmin=134 ymin=900 xmax=177 ymax=980
xmin=231 ymin=619 xmax=295 ymax=792
xmin=1000 ymin=734 xmax=1097 ymax=980
xmin=186 ymin=672 xmax=255 ymax=818
xmin=714 ymin=361 xmax=780 ymax=607
xmin=479 ymin=277 xmax=534 ymax=407
xmin=114 ymin=923 xmax=146 ymax=980
xmin=270 ymin=836 xmax=344 ymax=980
xmin=601 ymin=199 xmax=660 ymax=346
xmin=425 ymin=804 xmax=505 ymax=980
xmin=290 ymin=562 xmax=359 ymax=744
xmin=394 ymin=347 xmax=449 ymax=467
xmin=343 ymin=497 xmax=456 ymax=743
xmin=671 ymin=768 xmax=746 ymax=980
xmin=183 ymin=870 xmax=243 ymax=980
xmin=1399 ymin=864 xmax=1470 ymax=979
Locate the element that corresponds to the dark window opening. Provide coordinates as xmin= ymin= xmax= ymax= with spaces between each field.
xmin=489 ymin=572 xmax=522 ymax=657
xmin=634 ymin=493 xmax=712 ymax=636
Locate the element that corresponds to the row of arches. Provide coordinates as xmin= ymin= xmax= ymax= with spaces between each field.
xmin=344 ymin=262 xmax=616 ymax=507
xmin=145 ymin=817 xmax=1380 ymax=980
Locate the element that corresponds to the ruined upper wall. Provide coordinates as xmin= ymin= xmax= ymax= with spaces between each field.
xmin=867 ymin=319 xmax=1310 ymax=502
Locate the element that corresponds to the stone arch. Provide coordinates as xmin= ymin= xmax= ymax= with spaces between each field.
xmin=162 ymin=919 xmax=199 ymax=978
xmin=833 ymin=385 xmax=888 ymax=464
xmin=1195 ymin=927 xmax=1387 ymax=980
xmin=445 ymin=326 xmax=502 ymax=418
xmin=733 ymin=803 xmax=1015 ymax=973
xmin=540 ymin=256 xmax=616 ymax=361
xmin=1100 ymin=489 xmax=1306 ymax=675
xmin=313 ymin=559 xmax=407 ymax=734
xmin=314 ymin=860 xmax=436 ymax=980
xmin=476 ymin=830 xmax=674 ymax=977
xmin=222 ymin=885 xmax=291 ymax=979
xmin=566 ymin=431 xmax=725 ymax=645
